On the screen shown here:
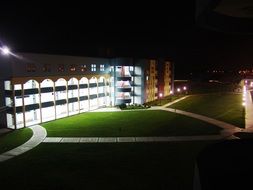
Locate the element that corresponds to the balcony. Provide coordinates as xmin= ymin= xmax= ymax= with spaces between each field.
xmin=117 ymin=87 xmax=131 ymax=92
xmin=117 ymin=76 xmax=132 ymax=81
xmin=116 ymin=98 xmax=131 ymax=104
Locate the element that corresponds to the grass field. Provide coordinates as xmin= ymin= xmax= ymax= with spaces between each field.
xmin=42 ymin=110 xmax=221 ymax=137
xmin=187 ymin=82 xmax=239 ymax=94
xmin=0 ymin=141 xmax=220 ymax=190
xmin=145 ymin=94 xmax=185 ymax=106
xmin=169 ymin=93 xmax=244 ymax=128
xmin=0 ymin=128 xmax=33 ymax=154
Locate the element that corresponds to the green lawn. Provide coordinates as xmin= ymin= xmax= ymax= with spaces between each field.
xmin=42 ymin=110 xmax=221 ymax=137
xmin=169 ymin=93 xmax=245 ymax=128
xmin=187 ymin=82 xmax=239 ymax=94
xmin=145 ymin=94 xmax=185 ymax=106
xmin=0 ymin=128 xmax=33 ymax=154
xmin=0 ymin=141 xmax=219 ymax=190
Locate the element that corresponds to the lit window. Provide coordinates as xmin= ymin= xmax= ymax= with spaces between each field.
xmin=91 ymin=64 xmax=96 ymax=72
xmin=58 ymin=64 xmax=64 ymax=72
xmin=70 ymin=64 xmax=76 ymax=72
xmin=146 ymin=76 xmax=149 ymax=81
xmin=43 ymin=64 xmax=51 ymax=72
xmin=130 ymin=66 xmax=134 ymax=71
xmin=27 ymin=63 xmax=36 ymax=72
xmin=100 ymin=64 xmax=105 ymax=71
xmin=81 ymin=64 xmax=87 ymax=72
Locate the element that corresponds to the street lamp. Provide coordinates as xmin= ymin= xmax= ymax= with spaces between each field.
xmin=159 ymin=93 xmax=163 ymax=106
xmin=0 ymin=45 xmax=22 ymax=59
xmin=0 ymin=46 xmax=10 ymax=55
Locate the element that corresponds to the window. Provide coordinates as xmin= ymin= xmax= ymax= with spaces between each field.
xmin=43 ymin=64 xmax=51 ymax=72
xmin=129 ymin=66 xmax=134 ymax=71
xmin=27 ymin=63 xmax=36 ymax=72
xmin=70 ymin=64 xmax=76 ymax=72
xmin=58 ymin=64 xmax=65 ymax=72
xmin=91 ymin=64 xmax=96 ymax=72
xmin=100 ymin=64 xmax=105 ymax=71
xmin=81 ymin=64 xmax=87 ymax=72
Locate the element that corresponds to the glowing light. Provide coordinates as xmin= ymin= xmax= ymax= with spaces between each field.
xmin=159 ymin=93 xmax=163 ymax=98
xmin=243 ymin=97 xmax=246 ymax=101
xmin=242 ymin=102 xmax=246 ymax=106
xmin=177 ymin=88 xmax=181 ymax=92
xmin=183 ymin=86 xmax=187 ymax=90
xmin=170 ymin=90 xmax=173 ymax=94
xmin=243 ymin=86 xmax=246 ymax=92
xmin=245 ymin=80 xmax=248 ymax=84
xmin=0 ymin=46 xmax=10 ymax=55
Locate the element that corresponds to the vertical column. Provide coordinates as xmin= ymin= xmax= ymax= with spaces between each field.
xmin=21 ymin=84 xmax=26 ymax=128
xmin=53 ymin=82 xmax=56 ymax=120
xmin=78 ymin=79 xmax=80 ymax=114
xmin=12 ymin=83 xmax=17 ymax=129
xmin=38 ymin=83 xmax=42 ymax=123
xmin=104 ymin=78 xmax=107 ymax=106
xmin=133 ymin=65 xmax=135 ymax=104
xmin=171 ymin=62 xmax=174 ymax=94
xmin=109 ymin=78 xmax=112 ymax=106
xmin=88 ymin=81 xmax=90 ymax=111
xmin=97 ymin=80 xmax=99 ymax=107
xmin=114 ymin=66 xmax=116 ymax=105
xmin=66 ymin=81 xmax=69 ymax=116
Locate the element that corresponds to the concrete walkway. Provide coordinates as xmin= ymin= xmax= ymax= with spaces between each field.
xmin=0 ymin=125 xmax=47 ymax=162
xmin=43 ymin=135 xmax=224 ymax=143
xmin=162 ymin=96 xmax=190 ymax=107
xmin=0 ymin=95 xmax=243 ymax=162
xmin=159 ymin=107 xmax=242 ymax=138
xmin=245 ymin=90 xmax=253 ymax=132
xmin=90 ymin=107 xmax=120 ymax=112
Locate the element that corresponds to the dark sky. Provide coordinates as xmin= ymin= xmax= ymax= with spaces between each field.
xmin=0 ymin=1 xmax=253 ymax=78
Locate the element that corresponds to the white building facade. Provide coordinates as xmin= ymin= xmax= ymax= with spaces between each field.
xmin=0 ymin=53 xmax=173 ymax=129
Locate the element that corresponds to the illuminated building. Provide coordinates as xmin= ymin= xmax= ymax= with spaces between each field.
xmin=0 ymin=53 xmax=174 ymax=129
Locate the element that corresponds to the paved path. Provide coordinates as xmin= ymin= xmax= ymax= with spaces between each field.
xmin=0 ymin=95 xmax=243 ymax=162
xmin=162 ymin=96 xmax=190 ymax=107
xmin=245 ymin=90 xmax=253 ymax=132
xmin=0 ymin=125 xmax=47 ymax=162
xmin=159 ymin=107 xmax=242 ymax=137
xmin=43 ymin=135 xmax=224 ymax=143
xmin=161 ymin=96 xmax=242 ymax=139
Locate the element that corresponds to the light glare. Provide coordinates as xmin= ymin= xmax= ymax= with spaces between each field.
xmin=1 ymin=46 xmax=10 ymax=55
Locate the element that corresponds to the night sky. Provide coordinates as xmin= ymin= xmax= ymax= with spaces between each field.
xmin=0 ymin=1 xmax=253 ymax=78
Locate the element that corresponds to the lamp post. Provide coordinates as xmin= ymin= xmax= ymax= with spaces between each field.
xmin=183 ymin=86 xmax=188 ymax=94
xmin=159 ymin=93 xmax=163 ymax=106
